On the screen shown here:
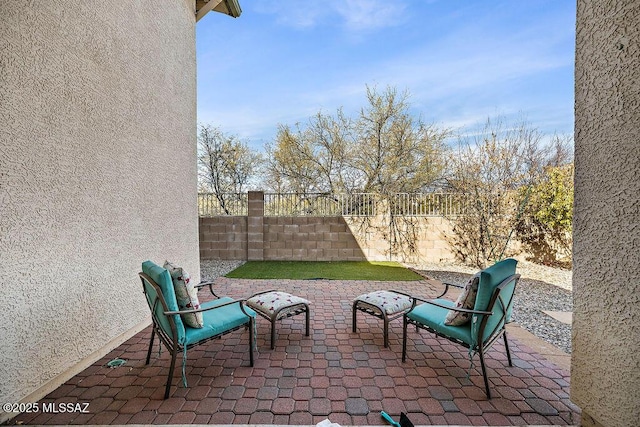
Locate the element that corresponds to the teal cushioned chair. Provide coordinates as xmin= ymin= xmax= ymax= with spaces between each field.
xmin=401 ymin=258 xmax=520 ymax=398
xmin=140 ymin=260 xmax=256 ymax=399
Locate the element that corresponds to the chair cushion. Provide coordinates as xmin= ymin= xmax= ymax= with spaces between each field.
xmin=184 ymin=297 xmax=256 ymax=346
xmin=475 ymin=258 xmax=518 ymax=314
xmin=354 ymin=290 xmax=412 ymax=315
xmin=142 ymin=260 xmax=186 ymax=343
xmin=164 ymin=261 xmax=203 ymax=328
xmin=444 ymin=274 xmax=479 ymax=326
xmin=471 ymin=258 xmax=518 ymax=347
xmin=407 ymin=299 xmax=472 ymax=344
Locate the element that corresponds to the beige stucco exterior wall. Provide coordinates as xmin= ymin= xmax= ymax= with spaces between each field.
xmin=572 ymin=1 xmax=640 ymax=426
xmin=0 ymin=0 xmax=199 ymax=408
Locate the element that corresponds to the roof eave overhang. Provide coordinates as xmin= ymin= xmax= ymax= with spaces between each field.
xmin=196 ymin=0 xmax=242 ymax=22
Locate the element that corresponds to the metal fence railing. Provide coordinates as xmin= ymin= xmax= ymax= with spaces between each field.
xmin=198 ymin=192 xmax=474 ymax=217
xmin=198 ymin=193 xmax=247 ymax=216
xmin=263 ymin=193 xmax=377 ymax=216
xmin=390 ymin=193 xmax=466 ymax=217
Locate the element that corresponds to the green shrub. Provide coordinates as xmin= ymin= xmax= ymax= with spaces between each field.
xmin=516 ymin=164 xmax=574 ymax=267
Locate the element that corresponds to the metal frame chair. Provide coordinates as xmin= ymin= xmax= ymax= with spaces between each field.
xmin=139 ymin=265 xmax=255 ymax=399
xmin=401 ymin=259 xmax=520 ymax=398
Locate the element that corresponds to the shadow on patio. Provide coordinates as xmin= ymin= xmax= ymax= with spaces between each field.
xmin=9 ymin=277 xmax=580 ymax=426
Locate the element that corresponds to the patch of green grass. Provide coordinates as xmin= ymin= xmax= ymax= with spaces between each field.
xmin=225 ymin=261 xmax=422 ymax=281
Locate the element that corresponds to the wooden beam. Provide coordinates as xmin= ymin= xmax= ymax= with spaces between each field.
xmin=196 ymin=0 xmax=224 ymax=22
xmin=196 ymin=0 xmax=241 ymax=21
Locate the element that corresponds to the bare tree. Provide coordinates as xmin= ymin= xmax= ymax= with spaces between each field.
xmin=198 ymin=124 xmax=262 ymax=214
xmin=264 ymin=109 xmax=353 ymax=194
xmin=266 ymin=86 xmax=449 ymax=195
xmin=349 ymin=85 xmax=450 ymax=193
xmin=266 ymin=85 xmax=450 ymax=259
xmin=444 ymin=117 xmax=550 ymax=267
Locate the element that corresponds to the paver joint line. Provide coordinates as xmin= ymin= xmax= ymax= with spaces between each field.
xmin=8 ymin=277 xmax=579 ymax=426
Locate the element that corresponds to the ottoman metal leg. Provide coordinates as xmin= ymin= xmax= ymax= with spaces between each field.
xmin=352 ymin=291 xmax=412 ymax=348
xmin=270 ymin=316 xmax=277 ymax=350
xmin=352 ymin=301 xmax=359 ymax=333
xmin=269 ymin=303 xmax=310 ymax=349
xmin=353 ymin=300 xmax=392 ymax=347
xmin=246 ymin=290 xmax=311 ymax=350
xmin=305 ymin=306 xmax=310 ymax=337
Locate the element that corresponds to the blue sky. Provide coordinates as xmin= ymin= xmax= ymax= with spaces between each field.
xmin=196 ymin=0 xmax=575 ymax=151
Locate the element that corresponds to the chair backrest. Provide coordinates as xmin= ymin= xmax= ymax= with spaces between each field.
xmin=141 ymin=260 xmax=186 ymax=344
xmin=471 ymin=258 xmax=519 ymax=346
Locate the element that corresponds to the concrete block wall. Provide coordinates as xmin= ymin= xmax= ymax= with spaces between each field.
xmin=263 ymin=217 xmax=367 ymax=261
xmin=198 ymin=193 xmax=457 ymax=263
xmin=344 ymin=216 xmax=457 ymax=263
xmin=199 ymin=216 xmax=247 ymax=260
xmin=248 ymin=191 xmax=265 ymax=260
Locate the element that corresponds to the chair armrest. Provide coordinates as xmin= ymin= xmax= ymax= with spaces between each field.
xmin=406 ymin=267 xmax=469 ymax=298
xmin=194 ymin=280 xmax=219 ymax=298
xmin=436 ymin=281 xmax=465 ymax=298
xmin=442 ymin=281 xmax=464 ymax=289
xmin=165 ymin=298 xmax=253 ymax=317
xmin=406 ymin=295 xmax=493 ymax=316
xmin=195 ymin=280 xmax=215 ymax=289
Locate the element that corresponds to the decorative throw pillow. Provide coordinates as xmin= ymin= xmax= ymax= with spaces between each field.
xmin=163 ymin=261 xmax=203 ymax=328
xmin=444 ymin=273 xmax=480 ymax=326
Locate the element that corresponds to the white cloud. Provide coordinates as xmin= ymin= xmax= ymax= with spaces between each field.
xmin=197 ymin=1 xmax=575 ymax=149
xmin=252 ymin=0 xmax=407 ymax=31
xmin=334 ymin=0 xmax=407 ymax=31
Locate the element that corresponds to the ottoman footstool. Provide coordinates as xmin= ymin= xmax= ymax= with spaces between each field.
xmin=246 ymin=290 xmax=310 ymax=349
xmin=352 ymin=290 xmax=412 ymax=348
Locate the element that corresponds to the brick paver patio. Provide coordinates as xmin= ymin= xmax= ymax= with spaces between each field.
xmin=9 ymin=277 xmax=580 ymax=426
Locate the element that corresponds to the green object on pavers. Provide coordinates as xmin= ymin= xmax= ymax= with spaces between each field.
xmin=381 ymin=411 xmax=401 ymax=427
xmin=225 ymin=261 xmax=422 ymax=281
xmin=107 ymin=358 xmax=126 ymax=368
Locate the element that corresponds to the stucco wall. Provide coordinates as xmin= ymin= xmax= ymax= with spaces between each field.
xmin=0 ymin=0 xmax=199 ymax=407
xmin=572 ymin=1 xmax=640 ymax=426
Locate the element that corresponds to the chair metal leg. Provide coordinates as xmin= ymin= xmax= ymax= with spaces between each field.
xmin=305 ymin=306 xmax=310 ymax=337
xmin=270 ymin=319 xmax=276 ymax=350
xmin=352 ymin=302 xmax=358 ymax=333
xmin=503 ymin=332 xmax=513 ymax=366
xmin=478 ymin=350 xmax=491 ymax=399
xmin=249 ymin=317 xmax=255 ymax=366
xmin=165 ymin=347 xmax=178 ymax=399
xmin=402 ymin=315 xmax=408 ymax=362
xmin=146 ymin=329 xmax=155 ymax=365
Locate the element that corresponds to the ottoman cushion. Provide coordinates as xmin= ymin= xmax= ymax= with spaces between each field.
xmin=355 ymin=290 xmax=412 ymax=314
xmin=247 ymin=291 xmax=310 ymax=318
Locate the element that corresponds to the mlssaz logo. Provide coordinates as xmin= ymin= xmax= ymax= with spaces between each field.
xmin=41 ymin=403 xmax=90 ymax=413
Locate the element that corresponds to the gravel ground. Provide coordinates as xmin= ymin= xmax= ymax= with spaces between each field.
xmin=200 ymin=259 xmax=246 ymax=280
xmin=200 ymin=259 xmax=573 ymax=354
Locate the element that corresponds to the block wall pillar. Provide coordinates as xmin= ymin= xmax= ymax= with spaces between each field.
xmin=247 ymin=191 xmax=264 ymax=260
